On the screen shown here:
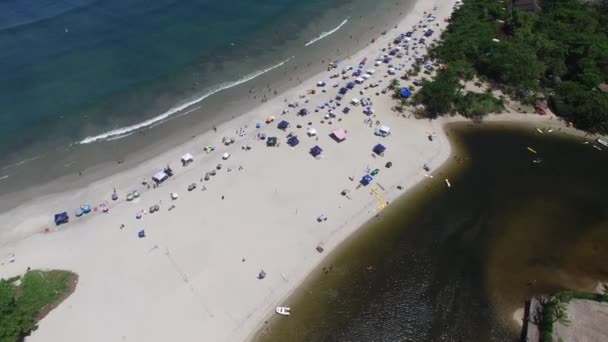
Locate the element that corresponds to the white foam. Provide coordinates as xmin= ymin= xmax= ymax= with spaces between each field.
xmin=79 ymin=57 xmax=293 ymax=144
xmin=305 ymin=18 xmax=348 ymax=47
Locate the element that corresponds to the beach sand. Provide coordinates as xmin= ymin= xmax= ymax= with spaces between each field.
xmin=0 ymin=1 xmax=581 ymax=341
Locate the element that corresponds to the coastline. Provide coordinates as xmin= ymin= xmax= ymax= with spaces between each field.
xmin=0 ymin=1 xmax=601 ymax=342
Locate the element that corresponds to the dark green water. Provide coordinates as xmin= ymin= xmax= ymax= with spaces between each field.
xmin=256 ymin=122 xmax=608 ymax=342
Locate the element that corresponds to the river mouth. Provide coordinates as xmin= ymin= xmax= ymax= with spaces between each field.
xmin=255 ymin=121 xmax=608 ymax=342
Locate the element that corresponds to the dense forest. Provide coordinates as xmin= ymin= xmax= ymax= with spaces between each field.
xmin=413 ymin=0 xmax=608 ymax=134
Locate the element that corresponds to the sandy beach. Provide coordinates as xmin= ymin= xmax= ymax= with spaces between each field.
xmin=0 ymin=0 xmax=584 ymax=341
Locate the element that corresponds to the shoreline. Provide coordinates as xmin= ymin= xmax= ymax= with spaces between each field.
xmin=0 ymin=1 xmax=601 ymax=341
xmin=0 ymin=0 xmax=418 ymax=210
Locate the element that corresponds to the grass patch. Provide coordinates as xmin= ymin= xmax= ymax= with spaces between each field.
xmin=0 ymin=270 xmax=77 ymax=342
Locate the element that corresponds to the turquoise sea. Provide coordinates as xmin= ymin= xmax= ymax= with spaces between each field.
xmin=0 ymin=0 xmax=410 ymax=179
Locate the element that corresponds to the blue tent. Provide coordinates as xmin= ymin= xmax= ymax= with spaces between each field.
xmin=310 ymin=145 xmax=323 ymax=157
xmin=266 ymin=137 xmax=278 ymax=146
xmin=54 ymin=212 xmax=69 ymax=225
xmin=339 ymin=87 xmax=348 ymax=95
xmin=346 ymin=82 xmax=356 ymax=89
xmin=373 ymin=144 xmax=386 ymax=155
xmin=278 ymin=120 xmax=289 ymax=130
xmin=138 ymin=230 xmax=146 ymax=238
xmin=287 ymin=136 xmax=299 ymax=147
xmin=360 ymin=175 xmax=373 ymax=186
xmin=400 ymin=87 xmax=412 ymax=98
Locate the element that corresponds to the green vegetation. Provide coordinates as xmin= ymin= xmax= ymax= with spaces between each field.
xmin=411 ymin=0 xmax=608 ymax=133
xmin=0 ymin=270 xmax=77 ymax=342
xmin=540 ymin=288 xmax=608 ymax=342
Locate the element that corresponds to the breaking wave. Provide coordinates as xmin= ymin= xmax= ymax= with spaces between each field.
xmin=305 ymin=18 xmax=348 ymax=47
xmin=79 ymin=57 xmax=293 ymax=144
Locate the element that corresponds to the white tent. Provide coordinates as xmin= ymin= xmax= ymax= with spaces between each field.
xmin=152 ymin=171 xmax=169 ymax=184
xmin=181 ymin=153 xmax=194 ymax=164
xmin=355 ymin=77 xmax=365 ymax=84
xmin=351 ymin=98 xmax=360 ymax=105
xmin=222 ymin=152 xmax=230 ymax=160
xmin=380 ymin=125 xmax=391 ymax=135
xmin=362 ymin=74 xmax=371 ymax=80
xmin=366 ymin=69 xmax=376 ymax=75
xmin=307 ymin=128 xmax=317 ymax=137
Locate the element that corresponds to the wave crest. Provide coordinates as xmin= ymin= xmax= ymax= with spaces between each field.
xmin=79 ymin=57 xmax=293 ymax=144
xmin=305 ymin=18 xmax=348 ymax=47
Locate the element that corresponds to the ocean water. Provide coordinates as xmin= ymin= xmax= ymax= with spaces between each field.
xmin=0 ymin=0 xmax=415 ymax=196
xmin=257 ymin=123 xmax=608 ymax=341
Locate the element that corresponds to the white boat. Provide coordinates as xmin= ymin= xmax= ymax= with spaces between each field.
xmin=275 ymin=307 xmax=290 ymax=316
xmin=597 ymin=138 xmax=608 ymax=148
xmin=445 ymin=179 xmax=451 ymax=188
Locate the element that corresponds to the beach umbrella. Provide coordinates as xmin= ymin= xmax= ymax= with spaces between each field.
xmin=133 ymin=191 xmax=140 ymax=198
xmin=75 ymin=208 xmax=84 ymax=217
xmin=82 ymin=205 xmax=91 ymax=213
xmin=127 ymin=194 xmax=134 ymax=201
xmin=112 ymin=192 xmax=118 ymax=201
xmin=136 ymin=212 xmax=142 ymax=219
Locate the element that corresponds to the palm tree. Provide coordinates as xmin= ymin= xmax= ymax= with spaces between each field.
xmin=388 ymin=78 xmax=400 ymax=91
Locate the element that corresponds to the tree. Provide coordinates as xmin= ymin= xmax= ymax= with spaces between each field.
xmin=388 ymin=78 xmax=400 ymax=91
xmin=414 ymin=70 xmax=461 ymax=117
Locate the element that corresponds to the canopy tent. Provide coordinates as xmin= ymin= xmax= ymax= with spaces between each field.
xmin=351 ymin=98 xmax=360 ymax=105
xmin=373 ymin=143 xmax=386 ymax=155
xmin=277 ymin=120 xmax=289 ymax=130
xmin=366 ymin=69 xmax=376 ymax=75
xmin=355 ymin=77 xmax=365 ymax=84
xmin=362 ymin=74 xmax=371 ymax=80
xmin=222 ymin=152 xmax=230 ymax=160
xmin=181 ymin=153 xmax=194 ymax=165
xmin=346 ymin=82 xmax=356 ymax=89
xmin=266 ymin=137 xmax=278 ymax=147
xmin=400 ymin=87 xmax=412 ymax=98
xmin=331 ymin=128 xmax=348 ymax=142
xmin=360 ymin=175 xmax=373 ymax=186
xmin=287 ymin=136 xmax=300 ymax=147
xmin=310 ymin=145 xmax=323 ymax=157
xmin=153 ymin=171 xmax=169 ymax=184
xmin=379 ymin=125 xmax=391 ymax=136
xmin=54 ymin=212 xmax=69 ymax=225
xmin=307 ymin=128 xmax=317 ymax=137
xmin=339 ymin=87 xmax=348 ymax=95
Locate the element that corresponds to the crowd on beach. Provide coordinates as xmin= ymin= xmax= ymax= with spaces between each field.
xmin=1 ymin=3 xmax=461 ymax=341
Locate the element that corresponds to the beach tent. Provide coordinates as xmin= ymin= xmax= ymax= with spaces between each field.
xmin=362 ymin=74 xmax=371 ymax=80
xmin=298 ymin=108 xmax=309 ymax=116
xmin=75 ymin=208 xmax=84 ymax=217
xmin=265 ymin=116 xmax=275 ymax=123
xmin=310 ymin=145 xmax=323 ymax=158
xmin=307 ymin=128 xmax=317 ymax=137
xmin=153 ymin=171 xmax=169 ymax=184
xmin=181 ymin=153 xmax=194 ymax=166
xmin=287 ymin=136 xmax=299 ymax=147
xmin=346 ymin=82 xmax=356 ymax=89
xmin=355 ymin=77 xmax=365 ymax=84
xmin=317 ymin=81 xmax=326 ymax=87
xmin=379 ymin=125 xmax=391 ymax=137
xmin=331 ymin=128 xmax=348 ymax=142
xmin=138 ymin=230 xmax=146 ymax=238
xmin=360 ymin=175 xmax=373 ymax=186
xmin=277 ymin=120 xmax=289 ymax=130
xmin=373 ymin=144 xmax=386 ymax=155
xmin=351 ymin=98 xmax=360 ymax=105
xmin=400 ymin=87 xmax=412 ymax=98
xmin=54 ymin=212 xmax=69 ymax=225
xmin=339 ymin=87 xmax=348 ymax=95
xmin=366 ymin=69 xmax=376 ymax=75
xmin=267 ymin=137 xmax=278 ymax=147
xmin=364 ymin=106 xmax=373 ymax=115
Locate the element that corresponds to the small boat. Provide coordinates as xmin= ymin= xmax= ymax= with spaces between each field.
xmin=536 ymin=128 xmax=543 ymax=134
xmin=445 ymin=179 xmax=451 ymax=188
xmin=532 ymin=158 xmax=542 ymax=164
xmin=527 ymin=147 xmax=537 ymax=154
xmin=275 ymin=307 xmax=290 ymax=316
